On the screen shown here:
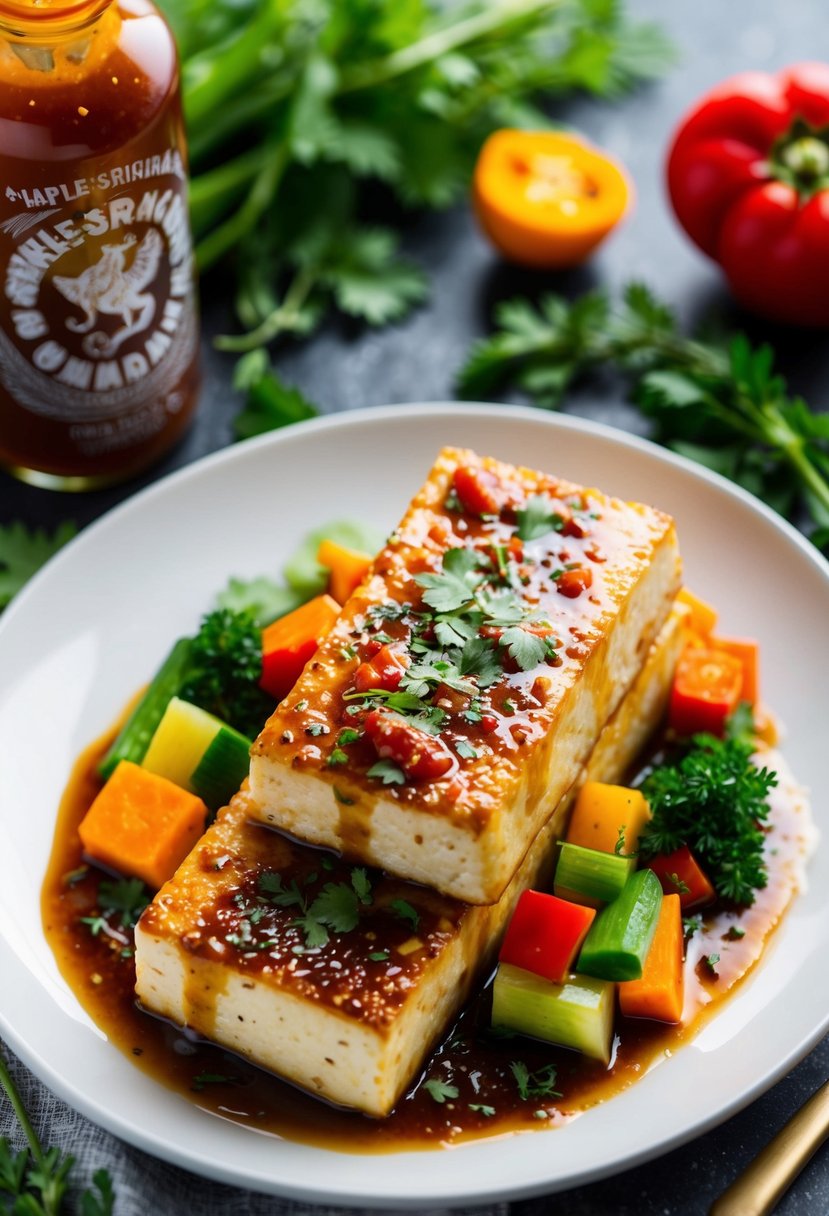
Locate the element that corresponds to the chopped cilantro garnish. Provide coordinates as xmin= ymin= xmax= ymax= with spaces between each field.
xmin=390 ymin=898 xmax=420 ymax=930
xmin=423 ymin=1078 xmax=459 ymax=1104
xmin=327 ymin=748 xmax=349 ymax=767
xmin=515 ymin=495 xmax=565 ymax=541
xmin=333 ymin=786 xmax=355 ymax=806
xmin=337 ymin=728 xmax=362 ymax=746
xmin=510 ymin=1061 xmax=561 ymax=1101
xmin=367 ymin=759 xmax=406 ymax=786
xmin=306 ymin=722 xmax=328 ymax=737
xmin=469 ymin=1103 xmax=496 ymax=1117
xmin=369 ymin=949 xmax=390 ymax=962
xmin=456 ymin=739 xmax=478 ymax=760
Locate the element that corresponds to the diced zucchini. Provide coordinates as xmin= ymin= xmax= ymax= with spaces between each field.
xmin=142 ymin=697 xmax=222 ymax=790
xmin=554 ymin=841 xmax=636 ymax=907
xmin=577 ymin=869 xmax=663 ymax=982
xmin=190 ymin=724 xmax=252 ymax=810
xmin=98 ymin=637 xmax=194 ymax=779
xmin=492 ymin=962 xmax=614 ymax=1064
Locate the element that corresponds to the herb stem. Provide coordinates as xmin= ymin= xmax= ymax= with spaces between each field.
xmin=188 ymin=147 xmax=265 ymax=240
xmin=0 ymin=1046 xmax=44 ymax=1166
xmin=195 ymin=141 xmax=290 ymax=272
xmin=215 ymin=263 xmax=319 ymax=352
xmin=338 ymin=0 xmax=560 ymax=94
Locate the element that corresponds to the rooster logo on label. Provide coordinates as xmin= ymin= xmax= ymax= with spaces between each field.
xmin=53 ymin=229 xmax=162 ymax=358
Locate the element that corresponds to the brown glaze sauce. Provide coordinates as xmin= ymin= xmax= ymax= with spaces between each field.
xmin=41 ymin=714 xmax=813 ymax=1153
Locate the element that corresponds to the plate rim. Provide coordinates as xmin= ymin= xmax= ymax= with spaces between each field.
xmin=2 ymin=400 xmax=828 ymax=1207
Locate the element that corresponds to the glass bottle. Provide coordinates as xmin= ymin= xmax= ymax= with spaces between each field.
xmin=0 ymin=0 xmax=200 ymax=489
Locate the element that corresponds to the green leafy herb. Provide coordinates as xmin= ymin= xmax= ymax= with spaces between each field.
xmin=423 ymin=1078 xmax=459 ymax=1104
xmin=179 ymin=608 xmax=274 ymax=739
xmin=333 ymin=786 xmax=355 ymax=806
xmin=216 ymin=574 xmax=302 ymax=627
xmin=726 ymin=924 xmax=747 ymax=941
xmin=683 ymin=914 xmax=703 ymax=939
xmin=233 ymin=358 xmax=318 ymax=440
xmin=415 ymin=547 xmax=484 ymax=613
xmin=499 ymin=626 xmax=547 ymax=671
xmin=96 ymin=878 xmax=151 ymax=928
xmin=0 ymin=1048 xmax=115 ymax=1214
xmin=0 ymin=521 xmax=76 ymax=610
xmin=457 ymin=282 xmax=829 ymax=548
xmin=666 ymin=873 xmax=691 ymax=895
xmin=704 ymin=953 xmax=721 ymax=972
xmin=192 ymin=1071 xmax=237 ymax=1091
xmin=510 ymin=1060 xmax=561 ymax=1101
xmin=469 ymin=1103 xmax=496 ymax=1117
xmin=306 ymin=723 xmax=328 ymax=737
xmin=639 ymin=721 xmax=777 ymax=905
xmin=456 ymin=739 xmax=478 ymax=760
xmin=390 ymin=898 xmax=420 ymax=931
xmin=180 ymin=0 xmax=673 ymax=369
xmin=369 ymin=949 xmax=390 ymax=963
xmin=516 ymin=495 xmax=564 ymax=541
xmin=327 ymin=747 xmax=349 ymax=767
xmin=367 ymin=759 xmax=406 ymax=786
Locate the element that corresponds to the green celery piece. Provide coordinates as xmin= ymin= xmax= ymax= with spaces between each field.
xmin=492 ymin=962 xmax=614 ymax=1064
xmin=283 ymin=521 xmax=385 ymax=599
xmin=98 ymin=637 xmax=194 ymax=780
xmin=554 ymin=842 xmax=636 ymax=907
xmin=190 ymin=724 xmax=253 ymax=810
xmin=577 ymin=869 xmax=663 ymax=982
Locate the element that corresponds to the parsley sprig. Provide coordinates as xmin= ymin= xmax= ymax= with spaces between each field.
xmin=510 ymin=1060 xmax=561 ymax=1101
xmin=457 ymin=283 xmax=829 ymax=549
xmin=639 ymin=719 xmax=777 ymax=906
xmin=0 ymin=1048 xmax=114 ymax=1215
xmin=232 ymin=867 xmax=375 ymax=951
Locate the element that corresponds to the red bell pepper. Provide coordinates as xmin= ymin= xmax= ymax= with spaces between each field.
xmin=499 ymin=889 xmax=596 ymax=984
xmin=667 ymin=63 xmax=829 ymax=326
xmin=647 ymin=845 xmax=715 ymax=911
xmin=452 ymin=465 xmax=505 ymax=517
xmin=669 ymin=646 xmax=743 ymax=737
xmin=260 ymin=594 xmax=340 ymax=701
xmin=353 ymin=644 xmax=408 ymax=693
xmin=364 ymin=709 xmax=454 ymax=783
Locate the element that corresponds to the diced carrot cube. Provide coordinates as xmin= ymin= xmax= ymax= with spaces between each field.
xmin=78 ymin=761 xmax=206 ymax=890
xmin=260 ymin=594 xmax=341 ymax=701
xmin=677 ymin=588 xmax=718 ymax=637
xmin=567 ymin=782 xmax=651 ymax=855
xmin=619 ymin=894 xmax=684 ymax=1023
xmin=709 ymin=635 xmax=759 ymax=704
xmin=317 ymin=539 xmax=373 ymax=605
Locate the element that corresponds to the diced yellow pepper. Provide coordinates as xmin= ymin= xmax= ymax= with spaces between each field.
xmin=142 ymin=696 xmax=222 ymax=791
xmin=677 ymin=588 xmax=718 ymax=637
xmin=567 ymin=781 xmax=652 ymax=856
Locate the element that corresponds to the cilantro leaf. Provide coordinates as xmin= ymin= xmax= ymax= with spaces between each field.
xmin=216 ymin=575 xmax=302 ymax=627
xmin=233 ymin=365 xmax=318 ymax=440
xmin=456 ymin=739 xmax=478 ymax=760
xmin=351 ymin=867 xmax=373 ymax=905
xmin=457 ymin=636 xmax=501 ymax=688
xmin=307 ymin=882 xmax=361 ymax=934
xmin=0 ymin=520 xmax=76 ymax=609
xmin=415 ymin=547 xmax=483 ymax=613
xmin=469 ymin=1103 xmax=496 ymax=1117
xmin=423 ymin=1078 xmax=459 ymax=1104
xmin=499 ymin=627 xmax=547 ymax=671
xmin=367 ymin=759 xmax=406 ymax=786
xmin=390 ymin=898 xmax=420 ymax=930
xmin=516 ymin=496 xmax=564 ymax=541
xmin=259 ymin=872 xmax=307 ymax=910
xmin=510 ymin=1061 xmax=561 ymax=1101
xmin=96 ymin=877 xmax=150 ymax=928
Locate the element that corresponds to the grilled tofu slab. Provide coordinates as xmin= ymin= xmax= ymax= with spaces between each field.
xmin=249 ymin=447 xmax=681 ymax=904
xmin=135 ymin=606 xmax=686 ymax=1118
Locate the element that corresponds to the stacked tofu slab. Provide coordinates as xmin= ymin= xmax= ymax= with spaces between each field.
xmin=135 ymin=607 xmax=686 ymax=1117
xmin=135 ymin=448 xmax=684 ymax=1116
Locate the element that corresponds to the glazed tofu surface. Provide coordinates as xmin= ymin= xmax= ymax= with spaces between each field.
xmin=135 ymin=606 xmax=686 ymax=1117
xmin=249 ymin=447 xmax=681 ymax=903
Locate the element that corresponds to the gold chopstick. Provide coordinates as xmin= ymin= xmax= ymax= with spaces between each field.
xmin=710 ymin=1077 xmax=829 ymax=1216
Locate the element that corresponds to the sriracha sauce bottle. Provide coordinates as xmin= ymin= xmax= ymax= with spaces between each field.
xmin=0 ymin=0 xmax=199 ymax=488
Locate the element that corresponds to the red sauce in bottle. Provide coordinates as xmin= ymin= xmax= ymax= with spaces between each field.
xmin=0 ymin=0 xmax=200 ymax=488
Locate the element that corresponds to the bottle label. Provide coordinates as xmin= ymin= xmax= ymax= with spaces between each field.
xmin=0 ymin=147 xmax=197 ymax=435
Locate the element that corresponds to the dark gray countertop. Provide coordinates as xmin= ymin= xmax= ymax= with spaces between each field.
xmin=3 ymin=0 xmax=829 ymax=1211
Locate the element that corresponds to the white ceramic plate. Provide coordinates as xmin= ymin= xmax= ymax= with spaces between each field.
xmin=2 ymin=404 xmax=828 ymax=1208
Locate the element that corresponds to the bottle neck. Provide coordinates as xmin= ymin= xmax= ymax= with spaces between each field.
xmin=0 ymin=0 xmax=113 ymax=44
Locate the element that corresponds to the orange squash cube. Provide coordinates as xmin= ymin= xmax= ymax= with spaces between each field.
xmin=79 ymin=761 xmax=207 ymax=890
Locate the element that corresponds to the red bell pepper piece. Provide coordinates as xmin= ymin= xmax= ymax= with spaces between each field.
xmin=557 ymin=567 xmax=592 ymax=599
xmin=364 ymin=709 xmax=454 ymax=783
xmin=669 ymin=646 xmax=743 ymax=736
xmin=452 ymin=465 xmax=505 ymax=516
xmin=260 ymin=594 xmax=340 ymax=701
xmin=667 ymin=63 xmax=829 ymax=325
xmin=647 ymin=845 xmax=716 ymax=910
xmin=353 ymin=644 xmax=408 ymax=693
xmin=499 ymin=889 xmax=596 ymax=984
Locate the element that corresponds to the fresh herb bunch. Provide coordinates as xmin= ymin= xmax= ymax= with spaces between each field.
xmin=0 ymin=522 xmax=76 ymax=611
xmin=638 ymin=717 xmax=778 ymax=906
xmin=458 ymin=283 xmax=829 ymax=549
xmin=159 ymin=0 xmax=672 ymax=351
xmin=0 ymin=1049 xmax=114 ymax=1215
xmin=179 ymin=608 xmax=275 ymax=738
